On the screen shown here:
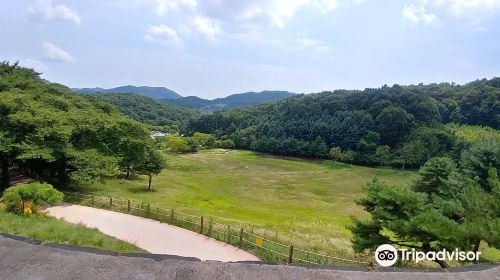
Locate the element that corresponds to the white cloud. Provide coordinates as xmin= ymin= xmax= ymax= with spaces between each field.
xmin=402 ymin=3 xmax=437 ymax=26
xmin=156 ymin=0 xmax=365 ymax=29
xmin=28 ymin=0 xmax=81 ymax=25
xmin=156 ymin=0 xmax=197 ymax=16
xmin=435 ymin=0 xmax=500 ymax=17
xmin=292 ymin=34 xmax=334 ymax=58
xmin=145 ymin=25 xmax=182 ymax=46
xmin=193 ymin=17 xmax=221 ymax=41
xmin=43 ymin=41 xmax=75 ymax=62
xmin=151 ymin=0 xmax=367 ymax=44
xmin=403 ymin=0 xmax=500 ymax=26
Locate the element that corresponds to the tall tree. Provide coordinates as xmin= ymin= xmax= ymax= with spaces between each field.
xmin=397 ymin=140 xmax=424 ymax=170
xmin=374 ymin=145 xmax=390 ymax=167
xmin=329 ymin=147 xmax=344 ymax=166
xmin=136 ymin=148 xmax=166 ymax=191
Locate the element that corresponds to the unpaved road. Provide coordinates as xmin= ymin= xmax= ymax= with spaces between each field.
xmin=46 ymin=204 xmax=259 ymax=262
xmin=1 ymin=235 xmax=498 ymax=280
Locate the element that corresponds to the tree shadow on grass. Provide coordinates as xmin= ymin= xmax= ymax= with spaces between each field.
xmin=116 ymin=174 xmax=144 ymax=181
xmin=125 ymin=186 xmax=158 ymax=194
xmin=167 ymin=164 xmax=201 ymax=172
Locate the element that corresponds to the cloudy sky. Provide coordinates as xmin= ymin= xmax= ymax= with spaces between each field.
xmin=1 ymin=0 xmax=500 ymax=98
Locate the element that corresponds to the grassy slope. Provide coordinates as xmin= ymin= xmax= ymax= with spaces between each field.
xmin=77 ymin=149 xmax=415 ymax=256
xmin=0 ymin=209 xmax=145 ymax=253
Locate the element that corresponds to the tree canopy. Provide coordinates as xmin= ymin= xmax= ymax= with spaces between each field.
xmin=0 ymin=62 xmax=159 ymax=191
xmin=350 ymin=141 xmax=500 ymax=268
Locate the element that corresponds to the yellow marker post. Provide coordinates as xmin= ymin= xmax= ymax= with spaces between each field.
xmin=255 ymin=237 xmax=263 ymax=247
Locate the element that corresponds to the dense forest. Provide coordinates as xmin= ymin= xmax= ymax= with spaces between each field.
xmin=0 ymin=62 xmax=164 ymax=191
xmin=185 ymin=78 xmax=499 ymax=168
xmin=89 ymin=93 xmax=201 ymax=132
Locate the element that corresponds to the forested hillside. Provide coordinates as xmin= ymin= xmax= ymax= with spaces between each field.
xmin=73 ymin=85 xmax=181 ymax=100
xmin=90 ymin=93 xmax=202 ymax=131
xmin=185 ymin=78 xmax=499 ymax=168
xmin=0 ymin=62 xmax=163 ymax=191
xmin=164 ymin=90 xmax=295 ymax=111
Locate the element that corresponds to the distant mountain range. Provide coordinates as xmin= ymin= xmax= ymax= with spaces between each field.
xmin=73 ymin=86 xmax=295 ymax=111
xmin=165 ymin=91 xmax=295 ymax=111
xmin=72 ymin=85 xmax=182 ymax=100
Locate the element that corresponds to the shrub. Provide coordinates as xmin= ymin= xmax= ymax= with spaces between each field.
xmin=2 ymin=182 xmax=64 ymax=214
xmin=220 ymin=139 xmax=235 ymax=149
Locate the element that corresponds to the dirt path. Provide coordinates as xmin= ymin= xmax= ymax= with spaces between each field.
xmin=45 ymin=204 xmax=259 ymax=262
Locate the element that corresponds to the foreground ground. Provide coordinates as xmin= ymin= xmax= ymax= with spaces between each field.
xmin=46 ymin=204 xmax=259 ymax=262
xmin=1 ymin=235 xmax=498 ymax=280
xmin=75 ymin=149 xmax=415 ymax=258
xmin=0 ymin=209 xmax=144 ymax=253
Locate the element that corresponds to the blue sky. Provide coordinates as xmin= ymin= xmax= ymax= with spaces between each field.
xmin=1 ymin=0 xmax=499 ymax=98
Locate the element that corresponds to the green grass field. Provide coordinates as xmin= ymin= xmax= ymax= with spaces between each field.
xmin=75 ymin=149 xmax=415 ymax=258
xmin=0 ymin=209 xmax=145 ymax=253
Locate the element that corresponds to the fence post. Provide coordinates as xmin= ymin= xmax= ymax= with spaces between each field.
xmin=147 ymin=204 xmax=150 ymax=216
xmin=227 ymin=225 xmax=230 ymax=242
xmin=109 ymin=197 xmax=112 ymax=207
xmin=200 ymin=217 xmax=204 ymax=234
xmin=170 ymin=209 xmax=174 ymax=224
xmin=127 ymin=200 xmax=131 ymax=212
xmin=239 ymin=228 xmax=244 ymax=248
xmin=22 ymin=200 xmax=25 ymax=212
xmin=91 ymin=194 xmax=94 ymax=206
xmin=288 ymin=245 xmax=294 ymax=265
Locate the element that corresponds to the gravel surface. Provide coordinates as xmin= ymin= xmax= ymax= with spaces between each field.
xmin=0 ymin=235 xmax=498 ymax=280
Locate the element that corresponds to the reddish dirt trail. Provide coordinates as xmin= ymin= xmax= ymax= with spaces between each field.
xmin=46 ymin=204 xmax=259 ymax=262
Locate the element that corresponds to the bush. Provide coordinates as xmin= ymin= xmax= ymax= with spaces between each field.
xmin=220 ymin=139 xmax=235 ymax=149
xmin=2 ymin=182 xmax=64 ymax=214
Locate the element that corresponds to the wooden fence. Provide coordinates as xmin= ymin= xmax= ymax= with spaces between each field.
xmin=62 ymin=191 xmax=372 ymax=267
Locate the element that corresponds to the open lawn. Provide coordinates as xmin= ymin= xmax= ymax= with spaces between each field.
xmin=75 ymin=149 xmax=415 ymax=258
xmin=0 ymin=209 xmax=145 ymax=253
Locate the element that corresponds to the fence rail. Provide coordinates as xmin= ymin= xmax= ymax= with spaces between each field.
xmin=62 ymin=191 xmax=372 ymax=267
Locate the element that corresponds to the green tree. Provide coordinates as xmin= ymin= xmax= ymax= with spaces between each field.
xmin=374 ymin=145 xmax=390 ymax=167
xmin=460 ymin=141 xmax=500 ymax=192
xmin=0 ymin=62 xmax=153 ymax=187
xmin=0 ymin=131 xmax=14 ymax=191
xmin=68 ymin=149 xmax=120 ymax=184
xmin=329 ymin=147 xmax=343 ymax=166
xmin=162 ymin=135 xmax=190 ymax=153
xmin=344 ymin=150 xmax=355 ymax=165
xmin=351 ymin=156 xmax=500 ymax=268
xmin=136 ymin=148 xmax=166 ymax=191
xmin=375 ymin=106 xmax=416 ymax=146
xmin=397 ymin=140 xmax=424 ymax=170
xmin=193 ymin=132 xmax=215 ymax=149
xmin=310 ymin=136 xmax=327 ymax=158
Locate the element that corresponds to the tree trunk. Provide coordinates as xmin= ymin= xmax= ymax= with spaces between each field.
xmin=401 ymin=161 xmax=406 ymax=170
xmin=126 ymin=166 xmax=130 ymax=179
xmin=58 ymin=160 xmax=67 ymax=187
xmin=148 ymin=175 xmax=152 ymax=192
xmin=473 ymin=239 xmax=481 ymax=262
xmin=1 ymin=158 xmax=9 ymax=191
xmin=435 ymin=259 xmax=450 ymax=269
